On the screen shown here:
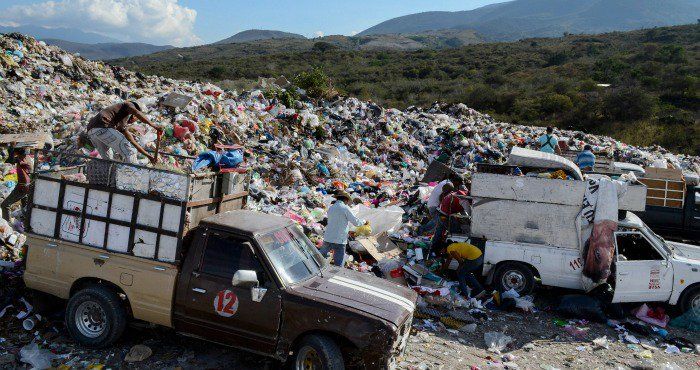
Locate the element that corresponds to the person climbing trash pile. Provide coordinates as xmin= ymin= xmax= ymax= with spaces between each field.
xmin=84 ymin=100 xmax=163 ymax=164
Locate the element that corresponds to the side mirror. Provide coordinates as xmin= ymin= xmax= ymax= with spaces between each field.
xmin=232 ymin=270 xmax=259 ymax=287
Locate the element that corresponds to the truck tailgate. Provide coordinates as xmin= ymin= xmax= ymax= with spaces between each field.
xmin=24 ymin=234 xmax=178 ymax=327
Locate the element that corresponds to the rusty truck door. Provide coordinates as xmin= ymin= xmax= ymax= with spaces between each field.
xmin=174 ymin=229 xmax=282 ymax=355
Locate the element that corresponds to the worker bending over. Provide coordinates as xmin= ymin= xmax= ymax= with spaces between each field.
xmin=86 ymin=101 xmax=161 ymax=164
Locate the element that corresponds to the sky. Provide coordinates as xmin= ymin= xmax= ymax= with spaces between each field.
xmin=0 ymin=0 xmax=502 ymax=46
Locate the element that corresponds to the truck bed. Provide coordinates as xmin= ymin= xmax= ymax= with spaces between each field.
xmin=24 ymin=234 xmax=178 ymax=327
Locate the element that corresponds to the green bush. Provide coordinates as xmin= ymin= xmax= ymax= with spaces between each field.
xmin=293 ymin=67 xmax=335 ymax=99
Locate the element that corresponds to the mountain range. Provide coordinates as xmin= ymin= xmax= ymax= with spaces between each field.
xmin=42 ymin=39 xmax=173 ymax=60
xmin=0 ymin=25 xmax=170 ymax=60
xmin=0 ymin=25 xmax=120 ymax=44
xmin=3 ymin=0 xmax=698 ymax=60
xmin=360 ymin=0 xmax=700 ymax=40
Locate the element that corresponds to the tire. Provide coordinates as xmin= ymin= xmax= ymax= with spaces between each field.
xmin=291 ymin=334 xmax=344 ymax=370
xmin=493 ymin=262 xmax=536 ymax=295
xmin=65 ymin=285 xmax=127 ymax=348
xmin=679 ymin=285 xmax=700 ymax=314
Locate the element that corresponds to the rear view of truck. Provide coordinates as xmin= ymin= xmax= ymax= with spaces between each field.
xmin=636 ymin=167 xmax=700 ymax=241
xmin=23 ymin=150 xmax=248 ymax=347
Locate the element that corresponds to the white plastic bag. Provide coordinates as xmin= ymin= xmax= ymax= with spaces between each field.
xmin=20 ymin=342 xmax=57 ymax=370
xmin=484 ymin=331 xmax=513 ymax=353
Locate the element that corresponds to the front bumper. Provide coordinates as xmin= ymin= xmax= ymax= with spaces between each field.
xmin=360 ymin=313 xmax=413 ymax=369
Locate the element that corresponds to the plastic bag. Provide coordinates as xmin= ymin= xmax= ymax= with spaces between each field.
xmin=632 ymin=303 xmax=670 ymax=328
xmin=557 ymin=295 xmax=607 ymax=322
xmin=484 ymin=331 xmax=513 ymax=353
xmin=669 ymin=309 xmax=700 ymax=331
xmin=20 ymin=342 xmax=57 ymax=370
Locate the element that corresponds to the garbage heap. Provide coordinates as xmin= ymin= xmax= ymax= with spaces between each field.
xmin=2 ymin=32 xmax=700 ymax=365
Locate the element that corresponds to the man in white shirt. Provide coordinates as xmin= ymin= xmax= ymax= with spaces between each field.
xmin=418 ymin=174 xmax=462 ymax=235
xmin=320 ymin=191 xmax=367 ymax=266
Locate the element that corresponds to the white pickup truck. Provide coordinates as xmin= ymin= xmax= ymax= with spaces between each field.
xmin=460 ymin=148 xmax=700 ymax=314
xmin=481 ymin=212 xmax=700 ymax=313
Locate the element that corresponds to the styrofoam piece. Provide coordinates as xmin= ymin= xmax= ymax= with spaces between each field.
xmin=471 ymin=199 xmax=582 ymax=249
xmin=59 ymin=214 xmax=81 ymax=242
xmin=106 ymin=224 xmax=130 ymax=253
xmin=86 ymin=190 xmax=110 ymax=217
xmin=30 ymin=208 xmax=56 ymax=237
xmin=133 ymin=229 xmax=157 ymax=258
xmin=62 ymin=185 xmax=85 ymax=212
xmin=137 ymin=199 xmax=161 ymax=228
xmin=472 ymin=173 xmax=584 ymax=206
xmin=158 ymin=235 xmax=178 ymax=262
xmin=507 ymin=147 xmax=583 ymax=180
xmin=82 ymin=220 xmax=106 ymax=248
xmin=472 ymin=173 xmax=646 ymax=211
xmin=33 ymin=179 xmax=59 ymax=208
xmin=162 ymin=204 xmax=182 ymax=232
xmin=110 ymin=194 xmax=134 ymax=222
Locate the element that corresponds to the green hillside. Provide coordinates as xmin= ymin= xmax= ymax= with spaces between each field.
xmin=113 ymin=24 xmax=699 ymax=155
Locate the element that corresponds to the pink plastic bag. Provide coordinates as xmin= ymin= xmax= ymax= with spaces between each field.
xmin=632 ymin=303 xmax=670 ymax=328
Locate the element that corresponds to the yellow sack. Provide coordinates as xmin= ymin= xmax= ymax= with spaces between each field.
xmin=354 ymin=224 xmax=372 ymax=237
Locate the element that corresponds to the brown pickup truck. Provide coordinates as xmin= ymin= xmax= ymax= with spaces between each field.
xmin=25 ymin=210 xmax=416 ymax=368
xmin=23 ymin=155 xmax=416 ymax=369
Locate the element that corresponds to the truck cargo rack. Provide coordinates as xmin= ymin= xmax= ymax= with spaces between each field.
xmin=26 ymin=150 xmax=249 ymax=264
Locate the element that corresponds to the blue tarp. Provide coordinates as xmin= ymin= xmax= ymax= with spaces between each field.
xmin=192 ymin=149 xmax=244 ymax=171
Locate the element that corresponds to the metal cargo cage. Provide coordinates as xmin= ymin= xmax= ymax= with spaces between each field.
xmin=26 ymin=150 xmax=248 ymax=264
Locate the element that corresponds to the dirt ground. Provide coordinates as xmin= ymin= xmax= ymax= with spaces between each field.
xmin=0 ymin=287 xmax=698 ymax=369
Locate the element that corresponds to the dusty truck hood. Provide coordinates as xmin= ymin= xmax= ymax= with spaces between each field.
xmin=669 ymin=241 xmax=700 ymax=262
xmin=291 ymin=267 xmax=417 ymax=327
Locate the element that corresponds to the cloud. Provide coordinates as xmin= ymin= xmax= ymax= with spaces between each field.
xmin=350 ymin=30 xmax=358 ymax=36
xmin=314 ymin=31 xmax=324 ymax=38
xmin=0 ymin=0 xmax=201 ymax=46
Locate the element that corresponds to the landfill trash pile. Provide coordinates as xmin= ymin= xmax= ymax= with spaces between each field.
xmin=1 ymin=33 xmax=700 ymax=368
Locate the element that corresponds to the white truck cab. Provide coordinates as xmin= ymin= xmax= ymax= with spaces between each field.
xmin=480 ymin=212 xmax=700 ymax=313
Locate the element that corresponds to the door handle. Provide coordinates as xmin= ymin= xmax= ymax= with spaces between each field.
xmin=153 ymin=266 xmax=166 ymax=271
xmin=192 ymin=288 xmax=206 ymax=294
xmin=45 ymin=243 xmax=57 ymax=249
xmin=618 ymin=272 xmax=629 ymax=276
xmin=192 ymin=272 xmax=200 ymax=278
xmin=98 ymin=254 xmax=110 ymax=260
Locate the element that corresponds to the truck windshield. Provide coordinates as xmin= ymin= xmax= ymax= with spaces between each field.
xmin=258 ymin=226 xmax=324 ymax=285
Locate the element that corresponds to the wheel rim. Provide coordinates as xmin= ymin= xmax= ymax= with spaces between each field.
xmin=691 ymin=294 xmax=700 ymax=312
xmin=75 ymin=301 xmax=107 ymax=338
xmin=295 ymin=346 xmax=322 ymax=370
xmin=501 ymin=270 xmax=526 ymax=292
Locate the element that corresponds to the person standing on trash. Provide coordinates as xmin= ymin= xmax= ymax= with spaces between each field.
xmin=1 ymin=147 xmax=33 ymax=222
xmin=428 ymin=181 xmax=469 ymax=258
xmin=320 ymin=191 xmax=367 ymax=267
xmin=86 ymin=101 xmax=162 ymax=164
xmin=575 ymin=145 xmax=596 ymax=171
xmin=418 ymin=173 xmax=462 ymax=235
xmin=443 ymin=242 xmax=487 ymax=299
xmin=538 ymin=126 xmax=562 ymax=155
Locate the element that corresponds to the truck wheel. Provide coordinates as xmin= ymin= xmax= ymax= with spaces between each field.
xmin=679 ymin=285 xmax=700 ymax=314
xmin=293 ymin=335 xmax=344 ymax=370
xmin=65 ymin=285 xmax=127 ymax=349
xmin=493 ymin=262 xmax=535 ymax=295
